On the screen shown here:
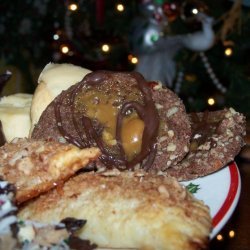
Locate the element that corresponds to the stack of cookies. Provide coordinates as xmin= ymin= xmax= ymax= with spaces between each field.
xmin=0 ymin=63 xmax=246 ymax=250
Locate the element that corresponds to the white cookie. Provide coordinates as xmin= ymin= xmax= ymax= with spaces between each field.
xmin=30 ymin=63 xmax=91 ymax=134
xmin=0 ymin=93 xmax=32 ymax=142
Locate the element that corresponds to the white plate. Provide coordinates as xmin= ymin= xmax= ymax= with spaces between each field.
xmin=182 ymin=161 xmax=241 ymax=239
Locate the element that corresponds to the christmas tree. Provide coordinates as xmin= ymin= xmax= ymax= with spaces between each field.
xmin=0 ymin=0 xmax=249 ymax=119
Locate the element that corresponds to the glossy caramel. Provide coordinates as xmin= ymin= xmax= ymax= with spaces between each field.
xmin=76 ymin=90 xmax=144 ymax=161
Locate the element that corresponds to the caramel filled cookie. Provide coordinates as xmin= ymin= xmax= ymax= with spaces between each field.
xmin=32 ymin=71 xmax=191 ymax=171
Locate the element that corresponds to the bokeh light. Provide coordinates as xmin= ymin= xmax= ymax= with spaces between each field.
xmin=208 ymin=97 xmax=215 ymax=106
xmin=225 ymin=47 xmax=233 ymax=57
xmin=68 ymin=4 xmax=78 ymax=11
xmin=60 ymin=45 xmax=69 ymax=54
xmin=102 ymin=44 xmax=110 ymax=52
xmin=117 ymin=4 xmax=124 ymax=12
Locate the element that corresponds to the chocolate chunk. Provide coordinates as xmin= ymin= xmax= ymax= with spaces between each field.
xmin=67 ymin=235 xmax=98 ymax=250
xmin=60 ymin=217 xmax=87 ymax=233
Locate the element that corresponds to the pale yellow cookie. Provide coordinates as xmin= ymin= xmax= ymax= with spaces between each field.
xmin=30 ymin=63 xmax=91 ymax=134
xmin=0 ymin=93 xmax=32 ymax=142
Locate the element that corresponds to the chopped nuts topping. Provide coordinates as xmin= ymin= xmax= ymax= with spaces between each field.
xmin=166 ymin=107 xmax=178 ymax=117
xmin=166 ymin=143 xmax=176 ymax=152
xmin=167 ymin=130 xmax=174 ymax=138
xmin=158 ymin=185 xmax=170 ymax=198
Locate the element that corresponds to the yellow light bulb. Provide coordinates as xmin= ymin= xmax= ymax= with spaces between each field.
xmin=225 ymin=48 xmax=233 ymax=57
xmin=216 ymin=234 xmax=223 ymax=241
xmin=192 ymin=8 xmax=198 ymax=15
xmin=131 ymin=57 xmax=138 ymax=64
xmin=229 ymin=230 xmax=235 ymax=238
xmin=102 ymin=44 xmax=110 ymax=52
xmin=207 ymin=98 xmax=215 ymax=106
xmin=68 ymin=3 xmax=78 ymax=11
xmin=117 ymin=4 xmax=124 ymax=12
xmin=61 ymin=45 xmax=69 ymax=54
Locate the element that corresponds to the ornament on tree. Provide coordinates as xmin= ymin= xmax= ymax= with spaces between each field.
xmin=174 ymin=70 xmax=184 ymax=94
xmin=130 ymin=0 xmax=168 ymax=55
xmin=199 ymin=52 xmax=227 ymax=94
xmin=131 ymin=2 xmax=216 ymax=87
xmin=182 ymin=12 xmax=215 ymax=52
xmin=138 ymin=0 xmax=167 ymax=24
xmin=131 ymin=0 xmax=181 ymax=86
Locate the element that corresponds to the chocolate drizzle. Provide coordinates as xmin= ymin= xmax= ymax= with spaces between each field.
xmin=59 ymin=217 xmax=87 ymax=233
xmin=67 ymin=235 xmax=97 ymax=250
xmin=54 ymin=89 xmax=89 ymax=148
xmin=53 ymin=71 xmax=160 ymax=170
xmin=115 ymin=73 xmax=159 ymax=170
xmin=57 ymin=217 xmax=97 ymax=250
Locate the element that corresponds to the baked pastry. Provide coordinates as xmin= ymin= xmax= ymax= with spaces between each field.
xmin=19 ymin=170 xmax=212 ymax=250
xmin=0 ymin=178 xmax=97 ymax=250
xmin=166 ymin=108 xmax=246 ymax=180
xmin=30 ymin=62 xmax=91 ymax=134
xmin=0 ymin=138 xmax=100 ymax=204
xmin=31 ymin=71 xmax=191 ymax=171
xmin=0 ymin=93 xmax=32 ymax=143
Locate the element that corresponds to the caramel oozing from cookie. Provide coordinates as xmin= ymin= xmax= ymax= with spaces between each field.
xmin=54 ymin=71 xmax=159 ymax=170
xmin=77 ymin=90 xmax=144 ymax=161
xmin=121 ymin=115 xmax=144 ymax=161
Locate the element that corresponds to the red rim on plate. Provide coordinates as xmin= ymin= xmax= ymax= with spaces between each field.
xmin=212 ymin=161 xmax=240 ymax=228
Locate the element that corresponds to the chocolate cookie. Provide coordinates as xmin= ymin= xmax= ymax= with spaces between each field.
xmin=32 ymin=71 xmax=191 ymax=171
xmin=165 ymin=108 xmax=246 ymax=181
xmin=151 ymin=83 xmax=191 ymax=170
